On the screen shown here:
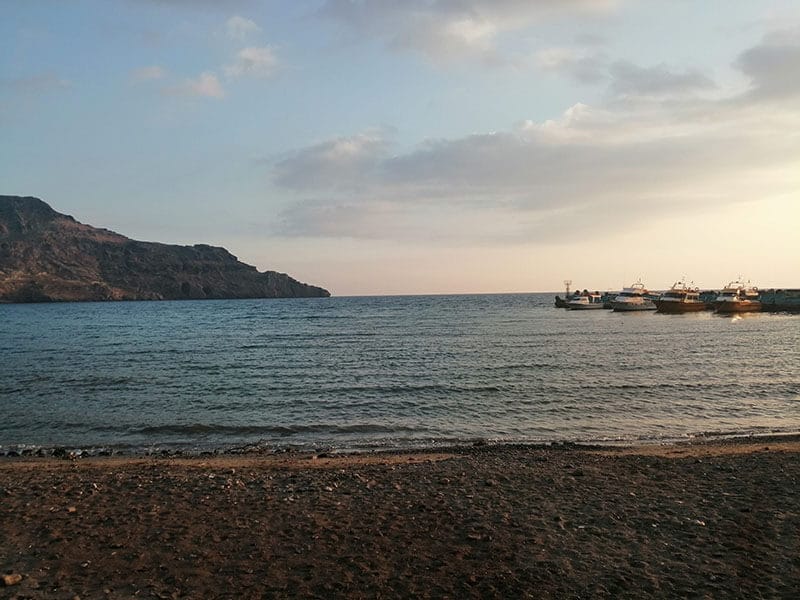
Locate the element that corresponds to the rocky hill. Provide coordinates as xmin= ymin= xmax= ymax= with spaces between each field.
xmin=0 ymin=196 xmax=330 ymax=302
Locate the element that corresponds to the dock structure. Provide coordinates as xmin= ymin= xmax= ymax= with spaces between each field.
xmin=759 ymin=289 xmax=800 ymax=312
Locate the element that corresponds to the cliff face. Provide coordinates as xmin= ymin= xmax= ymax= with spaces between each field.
xmin=0 ymin=196 xmax=330 ymax=302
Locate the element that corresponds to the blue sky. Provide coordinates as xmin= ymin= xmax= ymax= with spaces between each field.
xmin=2 ymin=1 xmax=799 ymax=294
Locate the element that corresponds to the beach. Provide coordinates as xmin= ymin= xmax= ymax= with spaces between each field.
xmin=2 ymin=438 xmax=799 ymax=598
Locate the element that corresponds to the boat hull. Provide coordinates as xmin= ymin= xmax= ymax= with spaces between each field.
xmin=567 ymin=303 xmax=605 ymax=310
xmin=610 ymin=301 xmax=656 ymax=312
xmin=654 ymin=300 xmax=708 ymax=313
xmin=715 ymin=301 xmax=762 ymax=314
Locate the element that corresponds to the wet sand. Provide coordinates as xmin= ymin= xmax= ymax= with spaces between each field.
xmin=2 ymin=437 xmax=799 ymax=598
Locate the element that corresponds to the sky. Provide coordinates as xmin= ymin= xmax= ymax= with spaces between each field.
xmin=1 ymin=1 xmax=799 ymax=295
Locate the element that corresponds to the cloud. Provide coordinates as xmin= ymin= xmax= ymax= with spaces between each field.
xmin=164 ymin=71 xmax=225 ymax=98
xmin=735 ymin=27 xmax=800 ymax=100
xmin=274 ymin=131 xmax=389 ymax=191
xmin=279 ymin=201 xmax=405 ymax=239
xmin=319 ymin=0 xmax=620 ymax=63
xmin=276 ymin=114 xmax=797 ymax=243
xmin=226 ymin=15 xmax=261 ymax=40
xmin=130 ymin=65 xmax=167 ymax=82
xmin=534 ymin=47 xmax=608 ymax=84
xmin=135 ymin=0 xmax=255 ymax=8
xmin=269 ymin=35 xmax=800 ymax=244
xmin=224 ymin=46 xmax=279 ymax=78
xmin=535 ymin=50 xmax=716 ymax=96
xmin=0 ymin=72 xmax=70 ymax=94
xmin=608 ymin=61 xmax=716 ymax=98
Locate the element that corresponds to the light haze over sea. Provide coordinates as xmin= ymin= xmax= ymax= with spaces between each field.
xmin=2 ymin=294 xmax=798 ymax=455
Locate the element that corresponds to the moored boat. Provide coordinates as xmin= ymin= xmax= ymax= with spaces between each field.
xmin=567 ymin=291 xmax=605 ymax=310
xmin=715 ymin=280 xmax=761 ymax=313
xmin=554 ymin=279 xmax=574 ymax=308
xmin=655 ymin=280 xmax=709 ymax=313
xmin=610 ymin=280 xmax=657 ymax=311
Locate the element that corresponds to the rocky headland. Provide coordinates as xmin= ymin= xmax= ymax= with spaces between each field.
xmin=0 ymin=195 xmax=330 ymax=302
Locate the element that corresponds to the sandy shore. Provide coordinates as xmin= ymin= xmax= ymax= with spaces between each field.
xmin=2 ymin=437 xmax=799 ymax=598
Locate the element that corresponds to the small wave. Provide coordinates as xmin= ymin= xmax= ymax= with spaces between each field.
xmin=117 ymin=423 xmax=430 ymax=437
xmin=60 ymin=375 xmax=135 ymax=389
xmin=0 ymin=387 xmax=26 ymax=395
xmin=315 ymin=383 xmax=510 ymax=395
xmin=481 ymin=362 xmax=561 ymax=371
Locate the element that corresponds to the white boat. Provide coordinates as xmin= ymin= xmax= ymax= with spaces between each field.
xmin=610 ymin=280 xmax=657 ymax=312
xmin=567 ymin=292 xmax=605 ymax=310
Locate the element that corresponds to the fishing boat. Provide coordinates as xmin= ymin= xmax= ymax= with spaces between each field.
xmin=554 ymin=279 xmax=573 ymax=308
xmin=554 ymin=296 xmax=570 ymax=308
xmin=610 ymin=280 xmax=657 ymax=311
xmin=567 ymin=291 xmax=605 ymax=310
xmin=655 ymin=280 xmax=709 ymax=313
xmin=715 ymin=280 xmax=761 ymax=313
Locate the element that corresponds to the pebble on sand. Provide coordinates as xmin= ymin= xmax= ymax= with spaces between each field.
xmin=2 ymin=573 xmax=23 ymax=586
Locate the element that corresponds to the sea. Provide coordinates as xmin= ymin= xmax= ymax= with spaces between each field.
xmin=1 ymin=293 xmax=799 ymax=455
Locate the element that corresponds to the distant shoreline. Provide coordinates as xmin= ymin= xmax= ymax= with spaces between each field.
xmin=0 ymin=294 xmax=334 ymax=305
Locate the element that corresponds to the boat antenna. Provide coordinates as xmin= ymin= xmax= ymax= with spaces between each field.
xmin=564 ymin=280 xmax=572 ymax=296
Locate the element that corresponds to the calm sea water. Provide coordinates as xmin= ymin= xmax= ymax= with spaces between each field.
xmin=1 ymin=294 xmax=799 ymax=453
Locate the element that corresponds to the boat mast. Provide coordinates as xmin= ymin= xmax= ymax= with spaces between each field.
xmin=564 ymin=280 xmax=572 ymax=296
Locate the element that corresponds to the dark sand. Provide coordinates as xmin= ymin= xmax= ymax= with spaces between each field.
xmin=2 ymin=438 xmax=799 ymax=598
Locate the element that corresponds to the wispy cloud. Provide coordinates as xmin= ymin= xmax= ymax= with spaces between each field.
xmin=608 ymin=61 xmax=716 ymax=98
xmin=0 ymin=72 xmax=71 ymax=94
xmin=319 ymin=0 xmax=621 ymax=64
xmin=736 ymin=27 xmax=800 ymax=101
xmin=136 ymin=0 xmax=255 ymax=8
xmin=224 ymin=46 xmax=279 ymax=78
xmin=164 ymin=71 xmax=225 ymax=98
xmin=534 ymin=50 xmax=716 ymax=98
xmin=534 ymin=47 xmax=608 ymax=84
xmin=274 ymin=131 xmax=389 ymax=191
xmin=226 ymin=15 xmax=261 ymax=40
